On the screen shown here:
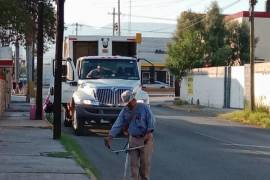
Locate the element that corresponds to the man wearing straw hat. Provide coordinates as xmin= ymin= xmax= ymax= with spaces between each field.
xmin=105 ymin=90 xmax=155 ymax=180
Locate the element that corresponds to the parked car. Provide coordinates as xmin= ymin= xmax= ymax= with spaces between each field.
xmin=142 ymin=81 xmax=169 ymax=89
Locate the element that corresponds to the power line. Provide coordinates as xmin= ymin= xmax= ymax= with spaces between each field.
xmin=108 ymin=12 xmax=177 ymax=22
xmin=67 ymin=23 xmax=174 ymax=35
xmin=122 ymin=0 xmax=186 ymax=8
xmin=121 ymin=13 xmax=177 ymax=22
xmin=148 ymin=0 xmax=242 ymax=32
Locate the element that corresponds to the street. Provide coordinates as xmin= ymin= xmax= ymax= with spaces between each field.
xmin=63 ymin=102 xmax=270 ymax=180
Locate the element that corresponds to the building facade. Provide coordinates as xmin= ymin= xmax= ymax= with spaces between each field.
xmin=137 ymin=37 xmax=173 ymax=86
xmin=227 ymin=11 xmax=270 ymax=61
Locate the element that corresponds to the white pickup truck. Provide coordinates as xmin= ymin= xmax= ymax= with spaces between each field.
xmin=49 ymin=56 xmax=149 ymax=135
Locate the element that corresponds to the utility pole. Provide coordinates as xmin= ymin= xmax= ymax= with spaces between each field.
xmin=75 ymin=22 xmax=78 ymax=36
xmin=36 ymin=1 xmax=44 ymax=120
xmin=54 ymin=0 xmax=65 ymax=139
xmin=118 ymin=0 xmax=121 ymax=36
xmin=129 ymin=0 xmax=131 ymax=35
xmin=113 ymin=8 xmax=116 ymax=36
xmin=249 ymin=0 xmax=257 ymax=111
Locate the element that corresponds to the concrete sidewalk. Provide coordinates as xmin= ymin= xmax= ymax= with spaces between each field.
xmin=0 ymin=96 xmax=89 ymax=180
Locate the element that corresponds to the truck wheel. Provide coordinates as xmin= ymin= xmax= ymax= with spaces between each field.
xmin=63 ymin=108 xmax=72 ymax=127
xmin=72 ymin=109 xmax=85 ymax=136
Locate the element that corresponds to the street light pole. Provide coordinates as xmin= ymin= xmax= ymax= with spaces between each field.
xmin=54 ymin=0 xmax=65 ymax=139
xmin=249 ymin=0 xmax=257 ymax=111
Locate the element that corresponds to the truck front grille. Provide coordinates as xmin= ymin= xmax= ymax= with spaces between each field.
xmin=96 ymin=88 xmax=131 ymax=105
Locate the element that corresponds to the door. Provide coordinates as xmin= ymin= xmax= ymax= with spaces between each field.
xmin=50 ymin=59 xmax=78 ymax=104
xmin=62 ymin=59 xmax=78 ymax=104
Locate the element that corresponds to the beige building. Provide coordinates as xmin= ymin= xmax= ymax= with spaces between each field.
xmin=0 ymin=47 xmax=13 ymax=113
xmin=227 ymin=11 xmax=270 ymax=61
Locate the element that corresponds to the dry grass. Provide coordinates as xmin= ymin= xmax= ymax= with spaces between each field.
xmin=222 ymin=107 xmax=270 ymax=128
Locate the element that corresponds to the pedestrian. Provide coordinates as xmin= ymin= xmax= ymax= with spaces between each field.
xmin=104 ymin=90 xmax=155 ymax=180
xmin=18 ymin=81 xmax=23 ymax=94
xmin=12 ymin=81 xmax=16 ymax=95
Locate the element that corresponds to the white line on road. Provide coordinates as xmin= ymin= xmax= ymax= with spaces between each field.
xmin=223 ymin=143 xmax=270 ymax=150
xmin=191 ymin=131 xmax=235 ymax=144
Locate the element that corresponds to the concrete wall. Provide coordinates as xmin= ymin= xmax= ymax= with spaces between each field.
xmin=254 ymin=63 xmax=270 ymax=107
xmin=181 ymin=67 xmax=225 ymax=108
xmin=230 ymin=66 xmax=245 ymax=109
xmin=180 ymin=63 xmax=270 ymax=109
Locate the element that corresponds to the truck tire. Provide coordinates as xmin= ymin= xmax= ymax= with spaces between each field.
xmin=72 ymin=109 xmax=85 ymax=136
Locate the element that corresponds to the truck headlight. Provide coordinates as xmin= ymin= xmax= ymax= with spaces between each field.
xmin=82 ymin=100 xmax=99 ymax=106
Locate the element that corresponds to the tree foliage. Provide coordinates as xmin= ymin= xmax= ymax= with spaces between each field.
xmin=0 ymin=0 xmax=56 ymax=46
xmin=167 ymin=1 xmax=253 ymax=96
xmin=204 ymin=1 xmax=226 ymax=66
xmin=225 ymin=21 xmax=251 ymax=65
xmin=166 ymin=11 xmax=205 ymax=96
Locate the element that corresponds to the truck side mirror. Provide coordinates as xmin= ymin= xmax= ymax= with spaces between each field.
xmin=50 ymin=87 xmax=54 ymax=95
xmin=62 ymin=64 xmax=67 ymax=82
xmin=69 ymin=81 xmax=78 ymax=86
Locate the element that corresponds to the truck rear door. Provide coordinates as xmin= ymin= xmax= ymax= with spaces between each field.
xmin=73 ymin=41 xmax=98 ymax=65
xmin=112 ymin=41 xmax=137 ymax=57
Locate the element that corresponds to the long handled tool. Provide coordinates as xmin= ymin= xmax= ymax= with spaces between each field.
xmin=106 ymin=139 xmax=144 ymax=180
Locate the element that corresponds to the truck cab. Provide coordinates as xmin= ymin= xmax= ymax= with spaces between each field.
xmin=49 ymin=35 xmax=148 ymax=135
xmin=50 ymin=56 xmax=149 ymax=135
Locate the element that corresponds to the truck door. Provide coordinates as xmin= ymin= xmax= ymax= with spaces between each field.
xmin=73 ymin=41 xmax=98 ymax=65
xmin=50 ymin=59 xmax=78 ymax=104
xmin=62 ymin=59 xmax=78 ymax=104
xmin=112 ymin=41 xmax=137 ymax=57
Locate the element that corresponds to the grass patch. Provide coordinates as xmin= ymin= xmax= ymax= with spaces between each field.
xmin=174 ymin=98 xmax=189 ymax=106
xmin=60 ymin=133 xmax=100 ymax=180
xmin=222 ymin=107 xmax=270 ymax=128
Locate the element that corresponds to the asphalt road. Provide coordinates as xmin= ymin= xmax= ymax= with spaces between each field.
xmin=63 ymin=104 xmax=270 ymax=180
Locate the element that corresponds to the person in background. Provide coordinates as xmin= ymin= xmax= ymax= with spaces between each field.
xmin=104 ymin=90 xmax=156 ymax=180
xmin=12 ymin=81 xmax=16 ymax=95
xmin=18 ymin=81 xmax=23 ymax=94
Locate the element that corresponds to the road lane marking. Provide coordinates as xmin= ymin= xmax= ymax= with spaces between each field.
xmin=223 ymin=143 xmax=270 ymax=150
xmin=191 ymin=131 xmax=234 ymax=144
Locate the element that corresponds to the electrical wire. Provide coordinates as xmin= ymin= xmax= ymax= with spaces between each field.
xmin=148 ymin=0 xmax=242 ymax=32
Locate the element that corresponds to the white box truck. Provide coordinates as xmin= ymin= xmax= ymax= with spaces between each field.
xmin=49 ymin=35 xmax=149 ymax=135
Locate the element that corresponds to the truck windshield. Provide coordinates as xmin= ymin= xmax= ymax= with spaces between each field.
xmin=80 ymin=59 xmax=140 ymax=80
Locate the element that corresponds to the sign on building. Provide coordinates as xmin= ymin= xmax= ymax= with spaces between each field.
xmin=187 ymin=76 xmax=193 ymax=96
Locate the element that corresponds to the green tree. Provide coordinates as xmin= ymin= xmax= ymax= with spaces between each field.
xmin=0 ymin=0 xmax=56 ymax=46
xmin=167 ymin=11 xmax=205 ymax=96
xmin=225 ymin=21 xmax=251 ymax=65
xmin=167 ymin=31 xmax=204 ymax=96
xmin=204 ymin=1 xmax=226 ymax=66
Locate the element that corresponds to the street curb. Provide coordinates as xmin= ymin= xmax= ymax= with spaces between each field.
xmin=160 ymin=104 xmax=201 ymax=112
xmin=44 ymin=114 xmax=98 ymax=180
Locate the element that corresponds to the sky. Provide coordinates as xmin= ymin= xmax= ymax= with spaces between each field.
xmin=64 ymin=0 xmax=266 ymax=27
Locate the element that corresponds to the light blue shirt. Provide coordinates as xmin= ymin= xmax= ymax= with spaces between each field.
xmin=109 ymin=103 xmax=155 ymax=137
